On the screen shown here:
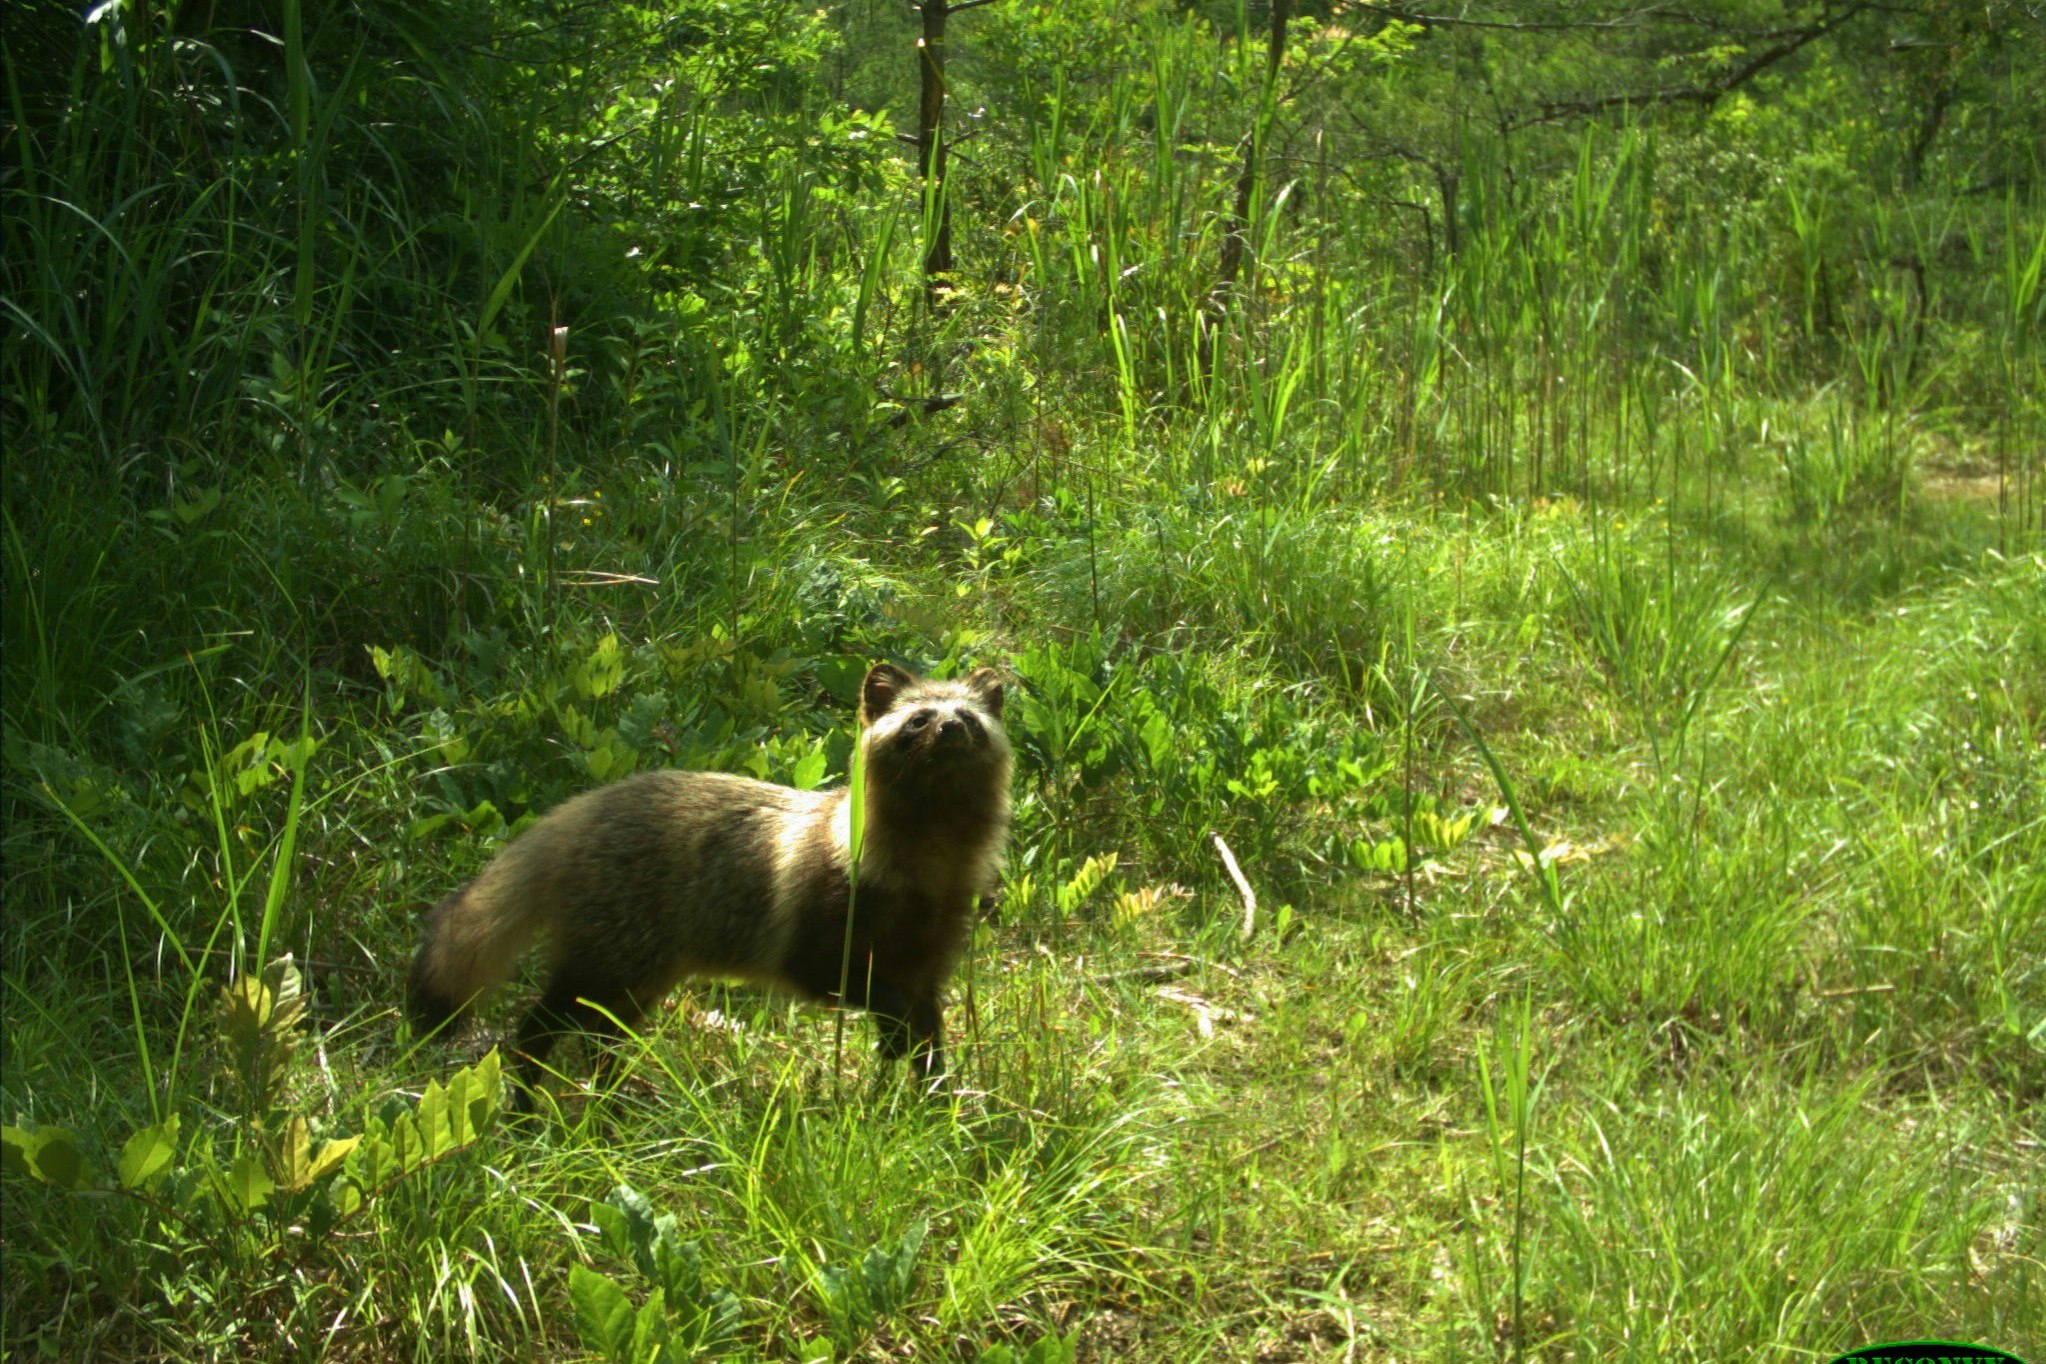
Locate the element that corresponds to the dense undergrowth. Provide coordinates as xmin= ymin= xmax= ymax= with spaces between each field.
xmin=4 ymin=0 xmax=2042 ymax=1359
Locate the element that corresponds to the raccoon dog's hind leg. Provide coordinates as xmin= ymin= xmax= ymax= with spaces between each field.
xmin=866 ymin=981 xmax=947 ymax=1088
xmin=506 ymin=962 xmax=658 ymax=1114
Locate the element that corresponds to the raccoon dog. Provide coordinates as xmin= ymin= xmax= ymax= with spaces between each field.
xmin=406 ymin=663 xmax=1011 ymax=1103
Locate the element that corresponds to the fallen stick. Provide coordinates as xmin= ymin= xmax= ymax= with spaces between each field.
xmin=1087 ymin=961 xmax=1196 ymax=987
xmin=1211 ymin=832 xmax=1257 ymax=942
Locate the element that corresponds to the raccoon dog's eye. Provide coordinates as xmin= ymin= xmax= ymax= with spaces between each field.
xmin=906 ymin=712 xmax=929 ymax=730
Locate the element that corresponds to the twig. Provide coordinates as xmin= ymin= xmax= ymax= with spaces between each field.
xmin=1145 ymin=950 xmax=1245 ymax=980
xmin=1211 ymin=832 xmax=1258 ymax=942
xmin=1155 ymin=985 xmax=1253 ymax=1037
xmin=882 ymin=393 xmax=965 ymax=429
xmin=1815 ymin=983 xmax=1896 ymax=999
xmin=1087 ymin=961 xmax=1195 ymax=987
xmin=558 ymin=570 xmax=660 ymax=587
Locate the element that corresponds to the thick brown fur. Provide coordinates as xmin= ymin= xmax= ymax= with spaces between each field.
xmin=406 ymin=663 xmax=1010 ymax=1105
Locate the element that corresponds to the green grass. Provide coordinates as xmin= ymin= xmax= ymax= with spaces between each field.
xmin=5 ymin=1 xmax=2044 ymax=1359
xmin=13 ymin=496 xmax=2036 ymax=1361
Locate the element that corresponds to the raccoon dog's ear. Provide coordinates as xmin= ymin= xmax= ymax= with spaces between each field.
xmin=861 ymin=663 xmax=918 ymax=723
xmin=963 ymin=667 xmax=1005 ymax=719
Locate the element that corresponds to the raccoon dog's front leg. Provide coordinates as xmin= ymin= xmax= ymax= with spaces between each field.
xmin=867 ymin=980 xmax=946 ymax=1084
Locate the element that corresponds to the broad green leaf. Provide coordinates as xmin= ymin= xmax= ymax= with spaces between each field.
xmin=628 ymin=1287 xmax=673 ymax=1363
xmin=559 ymin=705 xmax=598 ymax=748
xmin=2 ymin=1125 xmax=94 ymax=1189
xmin=273 ymin=1114 xmax=314 ymax=1190
xmin=591 ymin=1199 xmax=631 ymax=1262
xmin=814 ymin=656 xmax=866 ymax=705
xmin=2 ymin=1125 xmax=39 ymax=1180
xmin=388 ymin=1109 xmax=426 ymax=1173
xmin=344 ymin=1115 xmax=397 ymax=1196
xmin=415 ymin=1077 xmax=453 ymax=1157
xmin=586 ymin=739 xmax=636 ymax=783
xmin=575 ymin=633 xmax=625 ymax=700
xmin=462 ymin=801 xmax=505 ymax=838
xmin=117 ymin=1116 xmax=180 ymax=1190
xmin=273 ymin=1116 xmax=360 ymax=1192
xmin=171 ymin=485 xmax=222 ymax=524
xmin=460 ymin=1050 xmax=503 ymax=1133
xmin=224 ymin=732 xmax=280 ymax=795
xmin=569 ymin=1263 xmax=636 ymax=1362
xmin=791 ymin=745 xmax=828 ymax=791
xmin=650 ymin=1223 xmax=706 ymax=1303
xmin=36 ymin=1128 xmax=93 ymax=1188
xmin=1022 ymin=1333 xmax=1078 ymax=1364
xmin=603 ymin=1184 xmax=660 ymax=1272
xmin=225 ymin=1150 xmax=275 ymax=1212
xmin=407 ymin=812 xmax=455 ymax=841
xmin=443 ymin=1066 xmax=481 ymax=1149
xmin=1139 ymin=710 xmax=1173 ymax=769
xmin=330 ymin=1174 xmax=365 ymax=1219
xmin=217 ymin=957 xmax=308 ymax=1110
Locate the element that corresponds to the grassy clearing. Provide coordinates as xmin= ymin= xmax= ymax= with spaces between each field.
xmin=5 ymin=1 xmax=2043 ymax=1359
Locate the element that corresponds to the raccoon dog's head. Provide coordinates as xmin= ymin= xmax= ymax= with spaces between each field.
xmin=858 ymin=663 xmax=1011 ymax=790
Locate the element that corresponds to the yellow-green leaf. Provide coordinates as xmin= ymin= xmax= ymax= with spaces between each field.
xmin=3 ymin=1125 xmax=95 ymax=1189
xmin=117 ymin=1117 xmax=181 ymax=1190
xmin=225 ymin=1150 xmax=275 ymax=1212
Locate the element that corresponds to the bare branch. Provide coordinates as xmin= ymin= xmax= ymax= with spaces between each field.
xmin=1504 ymin=3 xmax=1874 ymax=131
xmin=1336 ymin=0 xmax=1833 ymax=38
xmin=1338 ymin=0 xmax=1659 ymax=32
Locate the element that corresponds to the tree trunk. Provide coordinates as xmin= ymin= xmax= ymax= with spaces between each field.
xmin=917 ymin=0 xmax=953 ymax=298
xmin=1201 ymin=0 xmax=1292 ymax=386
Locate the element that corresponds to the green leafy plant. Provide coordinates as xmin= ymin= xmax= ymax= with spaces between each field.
xmin=571 ymin=1184 xmax=743 ymax=1363
xmin=973 ymin=1331 xmax=1079 ymax=1364
xmin=5 ymin=957 xmax=501 ymax=1265
xmin=813 ymin=1218 xmax=928 ymax=1350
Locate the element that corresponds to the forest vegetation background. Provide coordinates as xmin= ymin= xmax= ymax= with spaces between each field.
xmin=2 ymin=0 xmax=2042 ymax=1359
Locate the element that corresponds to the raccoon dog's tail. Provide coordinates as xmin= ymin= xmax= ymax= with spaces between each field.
xmin=405 ymin=828 xmax=562 ymax=1036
